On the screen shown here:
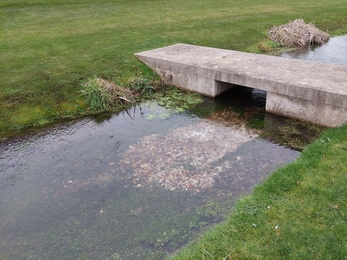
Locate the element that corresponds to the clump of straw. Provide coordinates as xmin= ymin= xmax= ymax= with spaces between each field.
xmin=80 ymin=76 xmax=136 ymax=111
xmin=96 ymin=77 xmax=136 ymax=104
xmin=268 ymin=19 xmax=330 ymax=48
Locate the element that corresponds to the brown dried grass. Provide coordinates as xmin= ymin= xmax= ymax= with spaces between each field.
xmin=96 ymin=77 xmax=136 ymax=104
xmin=268 ymin=19 xmax=330 ymax=48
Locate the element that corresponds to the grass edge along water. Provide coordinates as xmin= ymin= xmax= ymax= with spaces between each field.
xmin=171 ymin=124 xmax=347 ymax=259
xmin=1 ymin=0 xmax=347 ymax=140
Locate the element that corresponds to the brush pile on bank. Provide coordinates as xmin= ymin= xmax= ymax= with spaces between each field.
xmin=268 ymin=19 xmax=330 ymax=48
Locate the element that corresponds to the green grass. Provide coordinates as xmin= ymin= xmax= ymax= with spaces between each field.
xmin=1 ymin=0 xmax=347 ymax=139
xmin=171 ymin=125 xmax=347 ymax=259
xmin=1 ymin=0 xmax=347 ymax=258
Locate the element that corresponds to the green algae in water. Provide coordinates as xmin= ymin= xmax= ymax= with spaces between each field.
xmin=147 ymin=87 xmax=204 ymax=118
xmin=260 ymin=113 xmax=327 ymax=151
xmin=190 ymin=86 xmax=326 ymax=151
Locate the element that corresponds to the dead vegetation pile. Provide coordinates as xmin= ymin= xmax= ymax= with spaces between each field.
xmin=96 ymin=77 xmax=136 ymax=104
xmin=268 ymin=19 xmax=330 ymax=48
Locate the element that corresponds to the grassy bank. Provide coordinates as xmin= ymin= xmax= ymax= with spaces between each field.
xmin=172 ymin=124 xmax=347 ymax=259
xmin=2 ymin=0 xmax=347 ymax=258
xmin=1 ymin=0 xmax=347 ymax=140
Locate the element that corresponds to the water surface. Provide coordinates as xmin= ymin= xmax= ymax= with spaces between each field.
xmin=280 ymin=34 xmax=347 ymax=66
xmin=2 ymin=34 xmax=346 ymax=259
xmin=0 ymin=96 xmax=299 ymax=259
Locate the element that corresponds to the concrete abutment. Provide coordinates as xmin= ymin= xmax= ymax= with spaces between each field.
xmin=135 ymin=43 xmax=347 ymax=127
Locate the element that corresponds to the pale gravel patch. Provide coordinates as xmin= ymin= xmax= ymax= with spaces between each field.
xmin=119 ymin=120 xmax=258 ymax=191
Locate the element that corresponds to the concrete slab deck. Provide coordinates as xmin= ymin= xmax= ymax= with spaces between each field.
xmin=135 ymin=43 xmax=347 ymax=126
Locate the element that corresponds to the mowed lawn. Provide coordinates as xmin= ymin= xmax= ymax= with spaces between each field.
xmin=1 ymin=1 xmax=347 ymax=259
xmin=1 ymin=0 xmax=346 ymax=139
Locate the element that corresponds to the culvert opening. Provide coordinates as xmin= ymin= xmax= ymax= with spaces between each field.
xmin=214 ymin=81 xmax=267 ymax=108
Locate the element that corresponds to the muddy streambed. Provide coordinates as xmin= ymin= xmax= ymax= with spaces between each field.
xmin=1 ymin=35 xmax=346 ymax=259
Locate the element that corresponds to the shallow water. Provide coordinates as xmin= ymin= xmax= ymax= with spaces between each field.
xmin=1 ymin=35 xmax=346 ymax=259
xmin=280 ymin=34 xmax=347 ymax=66
xmin=0 ymin=94 xmax=300 ymax=259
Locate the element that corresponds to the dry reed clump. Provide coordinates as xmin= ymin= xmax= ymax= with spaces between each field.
xmin=268 ymin=19 xmax=330 ymax=48
xmin=96 ymin=77 xmax=136 ymax=104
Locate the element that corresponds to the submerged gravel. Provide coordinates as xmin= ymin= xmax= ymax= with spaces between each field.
xmin=119 ymin=120 xmax=258 ymax=191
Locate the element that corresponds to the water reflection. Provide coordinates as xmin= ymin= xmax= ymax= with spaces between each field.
xmin=280 ymin=35 xmax=347 ymax=66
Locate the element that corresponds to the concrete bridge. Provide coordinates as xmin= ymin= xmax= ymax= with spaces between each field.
xmin=135 ymin=43 xmax=347 ymax=127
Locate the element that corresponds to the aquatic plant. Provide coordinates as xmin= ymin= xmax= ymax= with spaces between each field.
xmin=155 ymin=87 xmax=203 ymax=112
xmin=128 ymin=76 xmax=156 ymax=95
xmin=268 ymin=19 xmax=330 ymax=47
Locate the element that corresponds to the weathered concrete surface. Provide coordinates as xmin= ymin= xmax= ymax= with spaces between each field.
xmin=135 ymin=43 xmax=347 ymax=127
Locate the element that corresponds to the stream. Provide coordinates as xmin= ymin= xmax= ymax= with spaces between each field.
xmin=280 ymin=34 xmax=347 ymax=66
xmin=1 ymin=35 xmax=346 ymax=259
